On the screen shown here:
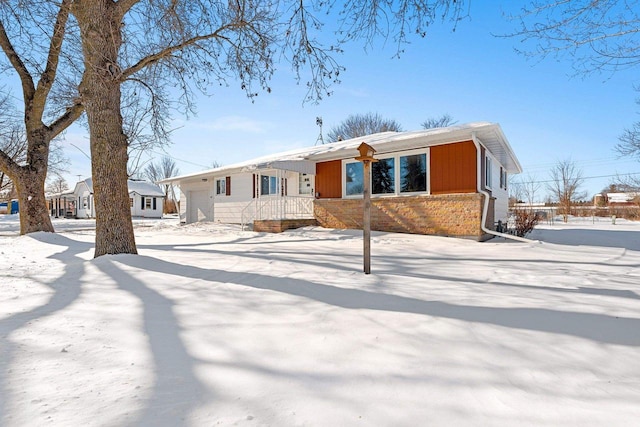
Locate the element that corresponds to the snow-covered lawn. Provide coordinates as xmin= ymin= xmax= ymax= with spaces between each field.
xmin=1 ymin=215 xmax=640 ymax=426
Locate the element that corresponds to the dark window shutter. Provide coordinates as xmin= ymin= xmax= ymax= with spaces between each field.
xmin=252 ymin=174 xmax=256 ymax=198
xmin=153 ymin=197 xmax=157 ymax=210
xmin=141 ymin=196 xmax=145 ymax=210
xmin=226 ymin=176 xmax=231 ymax=196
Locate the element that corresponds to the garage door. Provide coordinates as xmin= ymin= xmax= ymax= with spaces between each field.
xmin=188 ymin=190 xmax=212 ymax=223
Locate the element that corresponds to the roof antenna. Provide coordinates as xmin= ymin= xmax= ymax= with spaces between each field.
xmin=315 ymin=116 xmax=324 ymax=145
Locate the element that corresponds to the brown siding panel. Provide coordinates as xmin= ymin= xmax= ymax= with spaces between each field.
xmin=430 ymin=140 xmax=477 ymax=194
xmin=316 ymin=160 xmax=342 ymax=198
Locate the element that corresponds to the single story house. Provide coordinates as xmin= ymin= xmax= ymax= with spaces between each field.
xmin=48 ymin=178 xmax=165 ymax=219
xmin=160 ymin=122 xmax=522 ymax=240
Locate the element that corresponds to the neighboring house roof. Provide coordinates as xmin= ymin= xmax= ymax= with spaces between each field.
xmin=607 ymin=192 xmax=639 ymax=203
xmin=160 ymin=122 xmax=522 ymax=185
xmin=46 ymin=189 xmax=75 ymax=198
xmin=128 ymin=180 xmax=165 ymax=197
xmin=70 ymin=178 xmax=164 ymax=197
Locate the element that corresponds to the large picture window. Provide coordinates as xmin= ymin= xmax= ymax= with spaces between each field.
xmin=372 ymin=157 xmax=395 ymax=194
xmin=345 ymin=162 xmax=364 ymax=196
xmin=400 ymin=153 xmax=426 ymax=193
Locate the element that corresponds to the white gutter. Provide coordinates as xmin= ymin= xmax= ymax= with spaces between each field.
xmin=472 ymin=132 xmax=535 ymax=243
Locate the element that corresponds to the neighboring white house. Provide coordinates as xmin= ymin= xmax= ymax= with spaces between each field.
xmin=160 ymin=122 xmax=522 ymax=240
xmin=63 ymin=178 xmax=165 ymax=219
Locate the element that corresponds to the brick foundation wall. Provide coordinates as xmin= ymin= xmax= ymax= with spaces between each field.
xmin=253 ymin=219 xmax=318 ymax=233
xmin=314 ymin=194 xmax=491 ymax=240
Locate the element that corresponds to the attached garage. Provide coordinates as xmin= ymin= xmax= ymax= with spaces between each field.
xmin=188 ymin=190 xmax=212 ymax=223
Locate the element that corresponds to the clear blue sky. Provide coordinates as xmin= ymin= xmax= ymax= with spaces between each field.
xmin=53 ymin=2 xmax=640 ymax=200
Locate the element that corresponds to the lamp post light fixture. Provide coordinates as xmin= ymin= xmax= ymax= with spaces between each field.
xmin=355 ymin=142 xmax=378 ymax=274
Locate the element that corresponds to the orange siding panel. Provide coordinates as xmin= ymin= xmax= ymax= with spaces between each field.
xmin=316 ymin=160 xmax=342 ymax=198
xmin=430 ymin=141 xmax=477 ymax=194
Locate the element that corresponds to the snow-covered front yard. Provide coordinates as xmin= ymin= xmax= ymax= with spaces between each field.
xmin=1 ymin=215 xmax=640 ymax=426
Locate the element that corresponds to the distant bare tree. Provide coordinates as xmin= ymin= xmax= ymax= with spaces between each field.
xmin=547 ymin=159 xmax=587 ymax=223
xmin=510 ymin=173 xmax=542 ymax=207
xmin=617 ymin=116 xmax=640 ymax=161
xmin=421 ymin=114 xmax=457 ymax=129
xmin=46 ymin=176 xmax=69 ymax=195
xmin=145 ymin=156 xmax=180 ymax=213
xmin=608 ymin=174 xmax=640 ymax=193
xmin=327 ymin=113 xmax=403 ymax=142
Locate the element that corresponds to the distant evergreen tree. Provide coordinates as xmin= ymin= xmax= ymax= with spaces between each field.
xmin=401 ymin=155 xmax=426 ymax=192
xmin=373 ymin=159 xmax=394 ymax=194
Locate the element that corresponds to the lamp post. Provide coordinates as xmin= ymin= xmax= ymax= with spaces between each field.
xmin=356 ymin=142 xmax=378 ymax=274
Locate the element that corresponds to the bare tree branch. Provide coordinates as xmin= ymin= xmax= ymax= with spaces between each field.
xmin=327 ymin=112 xmax=403 ymax=142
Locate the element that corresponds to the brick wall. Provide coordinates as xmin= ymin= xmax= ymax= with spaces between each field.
xmin=314 ymin=194 xmax=492 ymax=240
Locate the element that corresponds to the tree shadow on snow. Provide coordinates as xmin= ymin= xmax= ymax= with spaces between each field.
xmin=119 ymin=254 xmax=640 ymax=347
xmin=92 ymin=258 xmax=206 ymax=427
xmin=0 ymin=233 xmax=90 ymax=423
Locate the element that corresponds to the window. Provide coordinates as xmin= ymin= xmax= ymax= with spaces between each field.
xmin=400 ymin=154 xmax=426 ymax=193
xmin=499 ymin=167 xmax=507 ymax=190
xmin=372 ymin=157 xmax=395 ymax=194
xmin=299 ymin=173 xmax=312 ymax=195
xmin=260 ymin=175 xmax=278 ymax=195
xmin=145 ymin=197 xmax=152 ymax=209
xmin=216 ymin=178 xmax=226 ymax=195
xmin=345 ymin=162 xmax=363 ymax=196
xmin=485 ymin=156 xmax=493 ymax=189
xmin=130 ymin=198 xmax=134 ymax=207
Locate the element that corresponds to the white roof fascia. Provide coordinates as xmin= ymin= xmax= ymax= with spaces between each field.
xmin=160 ymin=122 xmax=522 ymax=184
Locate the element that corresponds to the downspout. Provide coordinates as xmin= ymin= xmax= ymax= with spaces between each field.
xmin=472 ymin=132 xmax=535 ymax=243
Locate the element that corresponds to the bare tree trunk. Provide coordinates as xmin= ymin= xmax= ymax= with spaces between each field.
xmin=1 ymin=130 xmax=55 ymax=234
xmin=75 ymin=1 xmax=136 ymax=257
xmin=13 ymin=169 xmax=54 ymax=234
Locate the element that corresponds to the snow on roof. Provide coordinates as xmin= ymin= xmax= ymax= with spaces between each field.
xmin=159 ymin=121 xmax=522 ymax=184
xmin=607 ymin=192 xmax=639 ymax=203
xmin=72 ymin=178 xmax=164 ymax=197
xmin=128 ymin=180 xmax=165 ymax=197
